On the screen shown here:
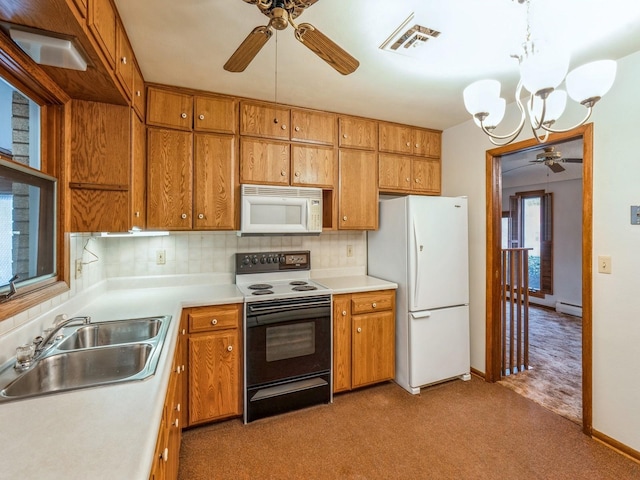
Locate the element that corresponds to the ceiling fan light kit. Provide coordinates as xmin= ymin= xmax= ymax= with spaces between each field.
xmin=462 ymin=0 xmax=617 ymax=146
xmin=225 ymin=0 xmax=359 ymax=75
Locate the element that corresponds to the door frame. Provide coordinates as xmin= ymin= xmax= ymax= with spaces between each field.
xmin=485 ymin=123 xmax=593 ymax=435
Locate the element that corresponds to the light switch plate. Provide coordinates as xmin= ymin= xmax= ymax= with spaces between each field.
xmin=631 ymin=206 xmax=640 ymax=225
xmin=598 ymin=255 xmax=612 ymax=274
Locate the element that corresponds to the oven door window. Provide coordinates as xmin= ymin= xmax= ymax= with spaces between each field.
xmin=266 ymin=322 xmax=315 ymax=362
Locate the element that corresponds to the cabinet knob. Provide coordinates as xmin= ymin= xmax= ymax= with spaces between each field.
xmin=406 ymin=178 xmax=411 ymax=183
xmin=121 ymin=56 xmax=127 ymax=65
xmin=343 ymin=215 xmax=347 ymax=221
xmin=161 ymin=448 xmax=169 ymax=462
xmin=199 ymin=114 xmax=205 ymax=120
xmin=176 ymin=403 xmax=181 ymax=412
xmin=281 ymin=170 xmax=287 ymax=177
xmin=281 ymin=124 xmax=287 ymax=130
xmin=173 ymin=418 xmax=179 ymax=428
xmin=136 ymin=90 xmax=141 ymax=97
xmin=181 ymin=112 xmax=187 ymax=119
xmin=181 ymin=213 xmax=187 ymax=219
xmin=227 ymin=345 xmax=233 ymax=352
xmin=294 ymin=172 xmax=300 ymax=177
xmin=134 ymin=211 xmax=140 ymax=217
xmin=415 ymin=143 xmax=419 ymax=148
xmin=211 ymin=319 xmax=218 ymax=325
xmin=175 ymin=365 xmax=180 ymax=374
xmin=342 ymin=310 xmax=347 ymax=316
xmin=406 ymin=142 xmax=411 ymax=147
xmin=343 ymin=133 xmax=348 ymax=138
xmin=357 ymin=327 xmax=362 ymax=333
xmin=198 ymin=213 xmax=204 ymax=219
xmin=415 ymin=178 xmax=421 ymax=184
xmin=372 ymin=302 xmax=377 ymax=308
xmin=295 ymin=126 xmax=300 ymax=132
xmin=181 ymin=328 xmax=186 ymax=335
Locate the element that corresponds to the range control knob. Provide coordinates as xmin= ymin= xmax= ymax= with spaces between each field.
xmin=279 ymin=255 xmax=286 ymax=264
xmin=242 ymin=257 xmax=250 ymax=266
xmin=266 ymin=256 xmax=272 ymax=264
xmin=251 ymin=257 xmax=259 ymax=265
xmin=260 ymin=257 xmax=266 ymax=264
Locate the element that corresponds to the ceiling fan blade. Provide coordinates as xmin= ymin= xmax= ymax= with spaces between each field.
xmin=294 ymin=23 xmax=359 ymax=75
xmin=224 ymin=26 xmax=273 ymax=73
xmin=563 ymin=158 xmax=583 ymax=163
xmin=548 ymin=162 xmax=566 ymax=173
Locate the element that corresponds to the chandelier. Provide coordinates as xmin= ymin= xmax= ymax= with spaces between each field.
xmin=462 ymin=0 xmax=617 ymax=146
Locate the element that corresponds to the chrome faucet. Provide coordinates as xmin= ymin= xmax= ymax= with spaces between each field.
xmin=34 ymin=316 xmax=92 ymax=356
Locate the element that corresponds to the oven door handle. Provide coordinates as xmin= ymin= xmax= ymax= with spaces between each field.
xmin=247 ymin=300 xmax=331 ymax=314
xmin=247 ymin=306 xmax=331 ymax=326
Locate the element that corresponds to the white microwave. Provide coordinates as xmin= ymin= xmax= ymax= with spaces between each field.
xmin=239 ymin=184 xmax=323 ymax=236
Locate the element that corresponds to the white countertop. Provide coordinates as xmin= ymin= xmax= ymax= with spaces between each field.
xmin=0 ymin=274 xmax=393 ymax=479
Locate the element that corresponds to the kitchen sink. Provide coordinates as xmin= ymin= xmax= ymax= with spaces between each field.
xmin=0 ymin=314 xmax=172 ymax=402
xmin=57 ymin=317 xmax=162 ymax=350
xmin=1 ymin=344 xmax=153 ymax=399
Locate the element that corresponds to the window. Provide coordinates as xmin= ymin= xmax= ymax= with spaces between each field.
xmin=508 ymin=190 xmax=553 ymax=296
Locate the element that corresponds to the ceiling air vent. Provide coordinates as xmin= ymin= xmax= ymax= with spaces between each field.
xmin=380 ymin=13 xmax=440 ymax=57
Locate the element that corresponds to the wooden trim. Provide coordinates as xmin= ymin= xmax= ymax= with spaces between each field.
xmin=0 ymin=281 xmax=68 ymax=319
xmin=470 ymin=367 xmax=485 ymax=379
xmin=592 ymin=429 xmax=640 ymax=464
xmin=69 ymin=182 xmax=129 ymax=191
xmin=485 ymin=124 xmax=593 ymax=434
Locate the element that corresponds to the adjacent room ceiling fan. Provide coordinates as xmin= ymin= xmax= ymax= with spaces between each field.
xmin=529 ymin=146 xmax=583 ymax=173
xmin=224 ymin=0 xmax=359 ymax=75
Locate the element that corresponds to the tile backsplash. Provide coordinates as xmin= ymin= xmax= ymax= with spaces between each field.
xmin=1 ymin=231 xmax=366 ymax=334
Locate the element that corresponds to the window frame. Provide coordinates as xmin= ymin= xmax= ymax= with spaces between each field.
xmin=0 ymin=30 xmax=70 ymax=320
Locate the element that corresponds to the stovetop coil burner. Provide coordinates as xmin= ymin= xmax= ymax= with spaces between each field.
xmin=289 ymin=280 xmax=308 ymax=286
xmin=248 ymin=283 xmax=273 ymax=290
xmin=292 ymin=285 xmax=318 ymax=291
xmin=252 ymin=290 xmax=274 ymax=295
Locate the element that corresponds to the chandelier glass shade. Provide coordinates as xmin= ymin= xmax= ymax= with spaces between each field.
xmin=463 ymin=2 xmax=617 ymax=146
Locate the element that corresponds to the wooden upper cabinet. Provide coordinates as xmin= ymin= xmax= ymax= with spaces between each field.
xmin=379 ymin=122 xmax=441 ymax=158
xmin=378 ymin=154 xmax=411 ymax=192
xmin=131 ymin=111 xmax=146 ymax=229
xmin=291 ymin=145 xmax=335 ymax=188
xmin=291 ymin=109 xmax=335 ymax=145
xmin=338 ymin=116 xmax=377 ymax=151
xmin=88 ymin=0 xmax=117 ymax=68
xmin=132 ymin=62 xmax=145 ymax=120
xmin=147 ymin=87 xmax=193 ymax=131
xmin=193 ymin=133 xmax=237 ymax=230
xmin=146 ymin=127 xmax=193 ymax=229
xmin=194 ymin=95 xmax=237 ymax=134
xmin=240 ymin=138 xmax=290 ymax=186
xmin=71 ymin=0 xmax=88 ymax=18
xmin=413 ymin=157 xmax=441 ymax=195
xmin=240 ymin=101 xmax=290 ymax=140
xmin=338 ymin=149 xmax=378 ymax=230
xmin=115 ymin=21 xmax=134 ymax=100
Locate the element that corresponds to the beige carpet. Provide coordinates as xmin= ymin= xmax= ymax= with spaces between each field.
xmin=178 ymin=378 xmax=640 ymax=479
xmin=498 ymin=305 xmax=582 ymax=424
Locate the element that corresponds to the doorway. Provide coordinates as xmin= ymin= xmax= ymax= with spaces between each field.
xmin=484 ymin=123 xmax=593 ymax=435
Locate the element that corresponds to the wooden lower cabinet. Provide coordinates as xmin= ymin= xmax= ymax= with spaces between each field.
xmin=333 ymin=290 xmax=396 ymax=393
xmin=186 ymin=304 xmax=242 ymax=425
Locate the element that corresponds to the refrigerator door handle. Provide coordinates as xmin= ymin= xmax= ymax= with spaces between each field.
xmin=411 ymin=311 xmax=432 ymax=319
xmin=412 ymin=217 xmax=422 ymax=307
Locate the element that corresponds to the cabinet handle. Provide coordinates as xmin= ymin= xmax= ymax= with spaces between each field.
xmin=372 ymin=302 xmax=377 ymax=308
xmin=227 ymin=345 xmax=233 ymax=352
xmin=343 ymin=216 xmax=347 ymax=221
xmin=161 ymin=448 xmax=169 ymax=462
xmin=295 ymin=126 xmax=300 ymax=132
xmin=342 ymin=310 xmax=347 ymax=316
xmin=121 ymin=56 xmax=127 ymax=65
xmin=357 ymin=327 xmax=362 ymax=333
xmin=198 ymin=213 xmax=204 ymax=219
xmin=211 ymin=319 xmax=218 ymax=325
xmin=281 ymin=124 xmax=287 ymax=130
xmin=199 ymin=114 xmax=205 ymax=120
xmin=181 ymin=113 xmax=187 ymax=119
xmin=281 ymin=170 xmax=287 ymax=177
xmin=294 ymin=172 xmax=300 ymax=177
xmin=181 ymin=213 xmax=187 ymax=219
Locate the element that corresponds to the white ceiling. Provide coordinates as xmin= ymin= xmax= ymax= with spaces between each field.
xmin=114 ymin=0 xmax=640 ymax=131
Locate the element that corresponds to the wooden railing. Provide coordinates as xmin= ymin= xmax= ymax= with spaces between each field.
xmin=501 ymin=248 xmax=532 ymax=376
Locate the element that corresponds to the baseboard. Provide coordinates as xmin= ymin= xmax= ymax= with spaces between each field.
xmin=470 ymin=367 xmax=485 ymax=380
xmin=592 ymin=429 xmax=640 ymax=464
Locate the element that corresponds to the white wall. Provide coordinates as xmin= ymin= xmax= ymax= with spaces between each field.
xmin=502 ymin=178 xmax=582 ymax=308
xmin=442 ymin=49 xmax=640 ymax=451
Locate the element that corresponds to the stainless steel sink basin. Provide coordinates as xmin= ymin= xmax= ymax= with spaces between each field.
xmin=1 ymin=344 xmax=152 ymax=399
xmin=57 ymin=317 xmax=162 ymax=350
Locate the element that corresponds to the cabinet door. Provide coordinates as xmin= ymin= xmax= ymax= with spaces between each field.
xmin=132 ymin=62 xmax=145 ymax=121
xmin=333 ymin=294 xmax=352 ymax=393
xmin=352 ymin=312 xmax=395 ymax=388
xmin=240 ymin=101 xmax=290 ymax=140
xmin=338 ymin=116 xmax=377 ymax=150
xmin=240 ymin=138 xmax=290 ymax=185
xmin=193 ymin=133 xmax=237 ymax=230
xmin=115 ymin=22 xmax=134 ymax=100
xmin=291 ymin=145 xmax=335 ymax=188
xmin=166 ymin=357 xmax=181 ymax=480
xmin=88 ymin=0 xmax=116 ymax=68
xmin=147 ymin=128 xmax=193 ymax=229
xmin=194 ymin=95 xmax=237 ymax=134
xmin=379 ymin=122 xmax=412 ymax=155
xmin=147 ymin=87 xmax=193 ymax=131
xmin=413 ymin=129 xmax=441 ymax=157
xmin=412 ymin=158 xmax=441 ymax=194
xmin=130 ymin=110 xmax=146 ymax=229
xmin=378 ymin=154 xmax=411 ymax=192
xmin=338 ymin=149 xmax=378 ymax=230
xmin=188 ymin=330 xmax=241 ymax=424
xmin=291 ymin=109 xmax=335 ymax=145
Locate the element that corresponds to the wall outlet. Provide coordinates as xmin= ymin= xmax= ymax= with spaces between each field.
xmin=346 ymin=245 xmax=354 ymax=257
xmin=75 ymin=259 xmax=83 ymax=279
xmin=598 ymin=255 xmax=612 ymax=274
xmin=156 ymin=249 xmax=166 ymax=265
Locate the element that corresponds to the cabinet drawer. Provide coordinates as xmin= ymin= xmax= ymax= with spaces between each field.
xmin=351 ymin=290 xmax=394 ymax=314
xmin=188 ymin=305 xmax=241 ymax=333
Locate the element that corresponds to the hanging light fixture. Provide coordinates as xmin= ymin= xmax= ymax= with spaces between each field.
xmin=462 ymin=0 xmax=617 ymax=146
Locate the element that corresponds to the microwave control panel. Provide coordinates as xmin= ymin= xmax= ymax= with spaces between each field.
xmin=236 ymin=251 xmax=311 ymax=273
xmin=309 ymin=199 xmax=322 ymax=231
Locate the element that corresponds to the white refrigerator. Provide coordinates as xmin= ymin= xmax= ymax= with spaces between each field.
xmin=367 ymin=195 xmax=471 ymax=394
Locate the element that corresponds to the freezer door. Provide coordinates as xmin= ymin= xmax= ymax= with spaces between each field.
xmin=409 ymin=306 xmax=470 ymax=388
xmin=407 ymin=196 xmax=469 ymax=311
